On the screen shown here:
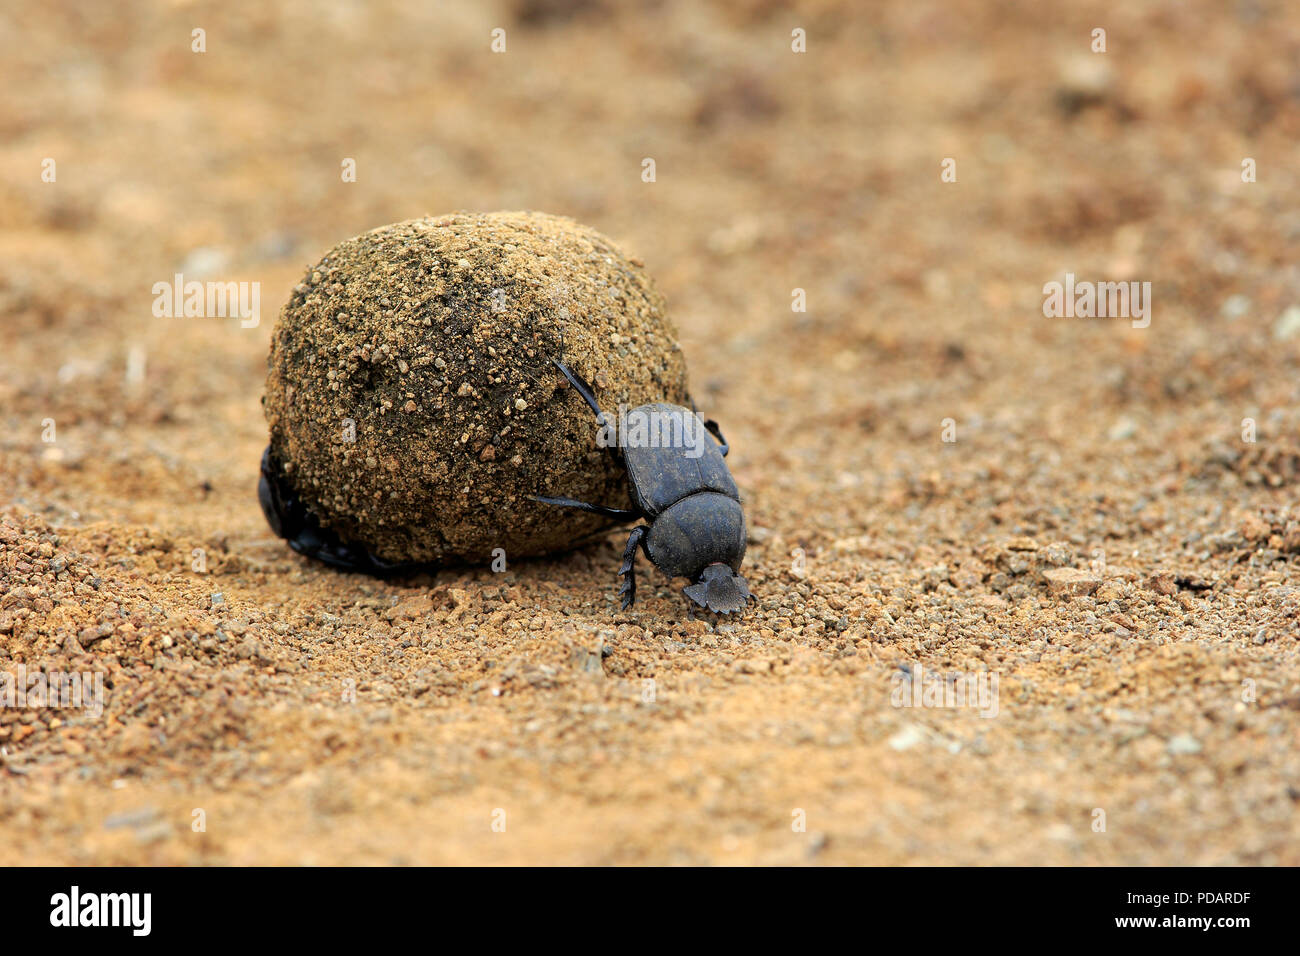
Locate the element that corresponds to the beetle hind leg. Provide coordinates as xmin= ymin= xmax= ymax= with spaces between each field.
xmin=618 ymin=526 xmax=649 ymax=609
xmin=531 ymin=495 xmax=641 ymax=522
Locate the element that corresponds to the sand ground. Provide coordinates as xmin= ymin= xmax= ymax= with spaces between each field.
xmin=2 ymin=0 xmax=1299 ymax=864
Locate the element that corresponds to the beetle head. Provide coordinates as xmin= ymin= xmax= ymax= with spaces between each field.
xmin=683 ymin=563 xmax=753 ymax=614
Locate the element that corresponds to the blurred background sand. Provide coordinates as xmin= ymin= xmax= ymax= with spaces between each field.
xmin=1 ymin=0 xmax=1298 ymax=864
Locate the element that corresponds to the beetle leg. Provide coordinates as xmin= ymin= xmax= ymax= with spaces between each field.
xmin=687 ymin=396 xmax=730 ymax=457
xmin=553 ymin=357 xmax=624 ymax=466
xmin=702 ymin=418 xmax=729 ymax=456
xmin=531 ymin=495 xmax=641 ymax=521
xmin=618 ymin=525 xmax=649 ymax=609
xmin=551 ymin=358 xmax=606 ymax=421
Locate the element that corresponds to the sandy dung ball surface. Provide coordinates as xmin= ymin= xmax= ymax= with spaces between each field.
xmin=264 ymin=211 xmax=689 ymax=565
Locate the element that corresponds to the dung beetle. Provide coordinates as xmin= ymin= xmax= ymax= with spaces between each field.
xmin=535 ymin=359 xmax=754 ymax=614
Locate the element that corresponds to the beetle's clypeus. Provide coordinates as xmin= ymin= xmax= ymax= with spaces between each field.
xmin=534 ymin=359 xmax=754 ymax=614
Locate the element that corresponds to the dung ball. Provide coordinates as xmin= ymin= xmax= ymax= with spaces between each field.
xmin=262 ymin=211 xmax=690 ymax=566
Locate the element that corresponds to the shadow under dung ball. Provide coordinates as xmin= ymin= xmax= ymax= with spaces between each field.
xmin=261 ymin=211 xmax=690 ymax=567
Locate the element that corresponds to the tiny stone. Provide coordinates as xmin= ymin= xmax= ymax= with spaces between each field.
xmin=1042 ymin=567 xmax=1101 ymax=598
xmin=1166 ymin=734 xmax=1202 ymax=755
xmin=1108 ymin=418 xmax=1138 ymax=441
xmin=888 ymin=725 xmax=927 ymax=751
xmin=1273 ymin=305 xmax=1300 ymax=341
xmin=1220 ymin=294 xmax=1250 ymax=320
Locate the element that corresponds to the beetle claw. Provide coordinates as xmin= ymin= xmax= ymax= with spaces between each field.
xmin=617 ymin=525 xmax=648 ymax=610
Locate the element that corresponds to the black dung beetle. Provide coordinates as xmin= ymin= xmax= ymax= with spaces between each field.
xmin=534 ymin=359 xmax=754 ymax=614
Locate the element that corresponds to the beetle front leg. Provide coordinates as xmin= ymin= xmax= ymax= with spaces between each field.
xmin=688 ymin=396 xmax=730 ymax=457
xmin=551 ymin=358 xmax=607 ymax=422
xmin=703 ymin=418 xmax=728 ymax=456
xmin=618 ymin=525 xmax=649 ymax=609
